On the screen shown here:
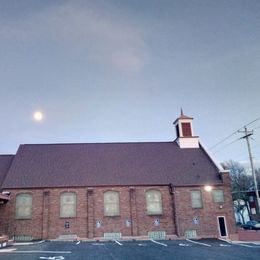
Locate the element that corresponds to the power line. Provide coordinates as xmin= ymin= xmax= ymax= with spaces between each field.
xmin=246 ymin=116 xmax=260 ymax=127
xmin=213 ymin=138 xmax=241 ymax=154
xmin=209 ymin=131 xmax=238 ymax=150
xmin=210 ymin=116 xmax=260 ymax=150
xmin=253 ymin=126 xmax=260 ymax=131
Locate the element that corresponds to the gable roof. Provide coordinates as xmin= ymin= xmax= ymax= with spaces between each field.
xmin=1 ymin=142 xmax=222 ymax=189
xmin=0 ymin=155 xmax=14 ymax=188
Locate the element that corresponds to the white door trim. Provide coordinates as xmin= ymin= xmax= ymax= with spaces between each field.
xmin=217 ymin=216 xmax=228 ymax=237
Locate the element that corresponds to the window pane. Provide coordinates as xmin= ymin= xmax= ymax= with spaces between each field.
xmin=213 ymin=190 xmax=224 ymax=203
xmin=146 ymin=190 xmax=162 ymax=214
xmin=191 ymin=191 xmax=202 ymax=208
xmin=60 ymin=192 xmax=76 ymax=218
xmin=104 ymin=191 xmax=120 ymax=216
xmin=182 ymin=123 xmax=192 ymax=136
xmin=16 ymin=194 xmax=32 ymax=219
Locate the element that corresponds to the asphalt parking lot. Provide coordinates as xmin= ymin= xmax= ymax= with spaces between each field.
xmin=0 ymin=239 xmax=259 ymax=260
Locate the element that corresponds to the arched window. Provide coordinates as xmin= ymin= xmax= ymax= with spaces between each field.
xmin=60 ymin=192 xmax=76 ymax=218
xmin=16 ymin=193 xmax=33 ymax=219
xmin=104 ymin=191 xmax=120 ymax=216
xmin=146 ymin=190 xmax=162 ymax=215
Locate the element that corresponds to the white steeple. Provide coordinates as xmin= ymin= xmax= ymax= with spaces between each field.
xmin=173 ymin=109 xmax=199 ymax=148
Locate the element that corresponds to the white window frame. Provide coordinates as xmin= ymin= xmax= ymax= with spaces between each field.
xmin=104 ymin=191 xmax=120 ymax=216
xmin=146 ymin=190 xmax=163 ymax=215
xmin=60 ymin=192 xmax=77 ymax=218
xmin=212 ymin=189 xmax=224 ymax=203
xmin=191 ymin=190 xmax=203 ymax=209
xmin=15 ymin=193 xmax=33 ymax=219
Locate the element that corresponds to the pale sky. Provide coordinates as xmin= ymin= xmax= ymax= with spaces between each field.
xmin=0 ymin=0 xmax=260 ymax=166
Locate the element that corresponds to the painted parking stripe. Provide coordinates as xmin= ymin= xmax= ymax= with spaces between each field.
xmin=138 ymin=243 xmax=147 ymax=246
xmin=186 ymin=239 xmax=211 ymax=247
xmin=13 ymin=240 xmax=45 ymax=246
xmin=92 ymin=243 xmax=105 ymax=246
xmin=220 ymin=243 xmax=231 ymax=247
xmin=39 ymin=257 xmax=64 ymax=260
xmin=114 ymin=240 xmax=123 ymax=246
xmin=150 ymin=239 xmax=167 ymax=247
xmin=219 ymin=238 xmax=260 ymax=248
xmin=233 ymin=243 xmax=260 ymax=248
xmin=179 ymin=243 xmax=190 ymax=247
xmin=76 ymin=241 xmax=80 ymax=245
xmin=7 ymin=251 xmax=71 ymax=254
xmin=0 ymin=248 xmax=16 ymax=253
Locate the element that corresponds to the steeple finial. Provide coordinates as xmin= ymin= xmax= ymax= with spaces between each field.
xmin=181 ymin=107 xmax=184 ymax=116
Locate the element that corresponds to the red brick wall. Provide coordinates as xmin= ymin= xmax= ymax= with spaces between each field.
xmin=174 ymin=185 xmax=236 ymax=237
xmin=238 ymin=229 xmax=260 ymax=241
xmin=0 ymin=182 xmax=236 ymax=240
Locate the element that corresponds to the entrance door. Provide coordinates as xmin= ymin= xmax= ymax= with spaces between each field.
xmin=217 ymin=216 xmax=228 ymax=237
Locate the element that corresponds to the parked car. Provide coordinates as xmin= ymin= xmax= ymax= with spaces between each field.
xmin=241 ymin=220 xmax=260 ymax=230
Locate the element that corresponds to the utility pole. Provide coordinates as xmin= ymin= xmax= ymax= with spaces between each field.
xmin=239 ymin=127 xmax=260 ymax=215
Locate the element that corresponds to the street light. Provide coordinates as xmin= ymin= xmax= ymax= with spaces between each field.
xmin=204 ymin=185 xmax=212 ymax=192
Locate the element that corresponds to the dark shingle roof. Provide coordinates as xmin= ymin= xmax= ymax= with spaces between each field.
xmin=1 ymin=142 xmax=222 ymax=189
xmin=0 ymin=155 xmax=14 ymax=188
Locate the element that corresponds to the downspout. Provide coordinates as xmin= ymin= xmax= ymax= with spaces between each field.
xmin=169 ymin=183 xmax=180 ymax=237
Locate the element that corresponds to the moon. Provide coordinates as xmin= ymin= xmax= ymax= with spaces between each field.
xmin=33 ymin=111 xmax=43 ymax=121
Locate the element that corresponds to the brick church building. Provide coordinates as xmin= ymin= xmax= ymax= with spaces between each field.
xmin=0 ymin=112 xmax=236 ymax=241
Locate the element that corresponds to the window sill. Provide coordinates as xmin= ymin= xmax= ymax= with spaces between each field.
xmin=104 ymin=215 xmax=121 ymax=217
xmin=15 ymin=218 xmax=32 ymax=220
xmin=146 ymin=212 xmax=163 ymax=216
xmin=60 ymin=216 xmax=76 ymax=219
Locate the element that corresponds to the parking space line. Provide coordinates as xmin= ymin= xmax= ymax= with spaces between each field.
xmin=218 ymin=238 xmax=260 ymax=248
xmin=179 ymin=243 xmax=190 ymax=247
xmin=186 ymin=239 xmax=211 ymax=247
xmin=40 ymin=257 xmax=64 ymax=260
xmin=219 ymin=243 xmax=231 ymax=247
xmin=92 ymin=243 xmax=105 ymax=246
xmin=150 ymin=239 xmax=167 ymax=247
xmin=232 ymin=243 xmax=260 ymax=248
xmin=76 ymin=241 xmax=80 ymax=245
xmin=138 ymin=243 xmax=147 ymax=246
xmin=0 ymin=248 xmax=16 ymax=253
xmin=13 ymin=240 xmax=45 ymax=246
xmin=114 ymin=240 xmax=123 ymax=246
xmin=9 ymin=251 xmax=71 ymax=254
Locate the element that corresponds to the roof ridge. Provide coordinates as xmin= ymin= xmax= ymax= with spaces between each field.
xmin=20 ymin=141 xmax=176 ymax=146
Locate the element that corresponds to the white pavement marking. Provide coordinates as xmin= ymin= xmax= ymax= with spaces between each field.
xmin=150 ymin=239 xmax=167 ymax=247
xmin=220 ymin=244 xmax=231 ymax=247
xmin=39 ymin=257 xmax=64 ymax=260
xmin=218 ymin=238 xmax=260 ymax=248
xmin=14 ymin=240 xmax=45 ymax=246
xmin=186 ymin=239 xmax=211 ymax=247
xmin=179 ymin=243 xmax=190 ymax=247
xmin=218 ymin=238 xmax=232 ymax=244
xmin=114 ymin=240 xmax=123 ymax=246
xmin=76 ymin=241 xmax=80 ymax=245
xmin=0 ymin=248 xmax=16 ymax=253
xmin=138 ymin=243 xmax=147 ymax=247
xmin=92 ymin=243 xmax=105 ymax=246
xmin=10 ymin=251 xmax=71 ymax=254
xmin=233 ymin=243 xmax=260 ymax=248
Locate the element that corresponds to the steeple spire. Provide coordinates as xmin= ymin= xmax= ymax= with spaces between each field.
xmin=181 ymin=108 xmax=184 ymax=116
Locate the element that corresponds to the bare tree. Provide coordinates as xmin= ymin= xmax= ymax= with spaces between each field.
xmin=255 ymin=167 xmax=260 ymax=190
xmin=222 ymin=160 xmax=252 ymax=224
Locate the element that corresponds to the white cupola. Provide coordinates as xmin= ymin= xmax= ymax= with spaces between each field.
xmin=173 ymin=109 xmax=199 ymax=148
